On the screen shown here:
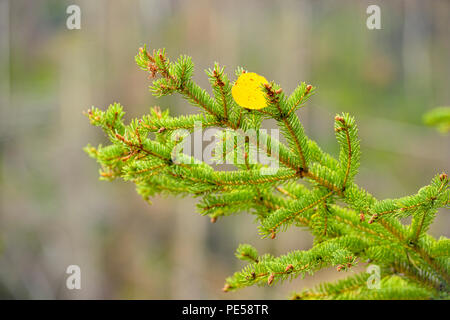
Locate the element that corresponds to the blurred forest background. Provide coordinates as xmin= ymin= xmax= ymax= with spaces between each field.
xmin=0 ymin=0 xmax=449 ymax=299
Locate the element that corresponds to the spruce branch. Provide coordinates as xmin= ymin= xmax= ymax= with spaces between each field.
xmin=262 ymin=82 xmax=310 ymax=170
xmin=85 ymin=45 xmax=450 ymax=299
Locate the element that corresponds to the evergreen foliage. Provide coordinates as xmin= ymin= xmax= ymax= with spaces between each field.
xmin=85 ymin=46 xmax=450 ymax=300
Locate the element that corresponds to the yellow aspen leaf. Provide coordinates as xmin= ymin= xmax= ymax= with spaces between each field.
xmin=231 ymin=72 xmax=269 ymax=110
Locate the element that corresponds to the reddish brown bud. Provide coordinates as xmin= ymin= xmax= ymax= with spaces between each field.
xmin=210 ymin=217 xmax=217 ymax=224
xmin=440 ymin=173 xmax=448 ymax=181
xmin=306 ymin=84 xmax=312 ymax=93
xmin=157 ymin=127 xmax=166 ymax=133
xmin=222 ymin=284 xmax=231 ymax=292
xmin=275 ymin=88 xmax=283 ymax=94
xmin=285 ymin=264 xmax=294 ymax=273
xmin=268 ymin=273 xmax=275 ymax=285
xmin=270 ymin=231 xmax=276 ymax=239
xmin=335 ymin=116 xmax=345 ymax=123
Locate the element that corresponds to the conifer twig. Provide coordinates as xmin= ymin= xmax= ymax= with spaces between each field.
xmin=85 ymin=46 xmax=450 ymax=299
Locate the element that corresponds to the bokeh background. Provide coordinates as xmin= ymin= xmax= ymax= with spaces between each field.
xmin=0 ymin=0 xmax=449 ymax=299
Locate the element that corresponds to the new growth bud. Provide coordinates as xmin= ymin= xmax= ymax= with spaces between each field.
xmin=267 ymin=273 xmax=275 ymax=285
xmin=285 ymin=264 xmax=294 ymax=273
xmin=335 ymin=116 xmax=345 ymax=123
